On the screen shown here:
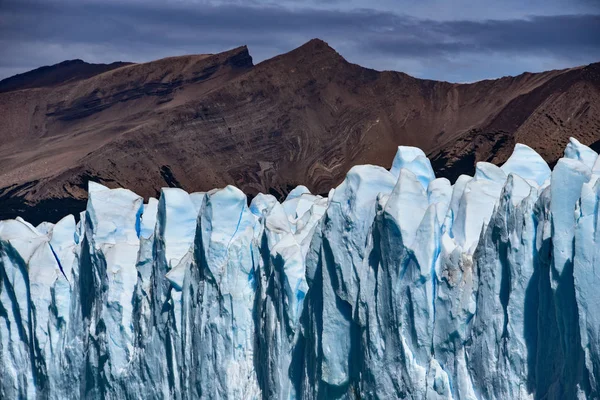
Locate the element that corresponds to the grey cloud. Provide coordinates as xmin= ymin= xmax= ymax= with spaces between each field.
xmin=360 ymin=14 xmax=600 ymax=56
xmin=0 ymin=0 xmax=599 ymax=82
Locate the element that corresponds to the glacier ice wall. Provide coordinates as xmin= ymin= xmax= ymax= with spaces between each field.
xmin=1 ymin=138 xmax=600 ymax=399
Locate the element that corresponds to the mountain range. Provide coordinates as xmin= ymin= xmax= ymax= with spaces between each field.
xmin=1 ymin=38 xmax=599 ymax=224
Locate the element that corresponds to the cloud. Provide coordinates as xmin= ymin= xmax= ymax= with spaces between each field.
xmin=0 ymin=0 xmax=598 ymax=82
xmin=356 ymin=14 xmax=600 ymax=57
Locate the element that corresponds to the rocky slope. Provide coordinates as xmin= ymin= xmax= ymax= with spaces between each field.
xmin=1 ymin=139 xmax=599 ymax=399
xmin=0 ymin=39 xmax=599 ymax=224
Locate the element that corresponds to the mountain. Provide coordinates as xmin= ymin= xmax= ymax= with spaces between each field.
xmin=1 ymin=39 xmax=599 ymax=224
xmin=1 ymin=139 xmax=599 ymax=399
xmin=430 ymin=62 xmax=600 ymax=181
xmin=0 ymin=59 xmax=132 ymax=93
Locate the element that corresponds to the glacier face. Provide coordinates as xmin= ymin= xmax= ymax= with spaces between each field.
xmin=1 ymin=138 xmax=600 ymax=399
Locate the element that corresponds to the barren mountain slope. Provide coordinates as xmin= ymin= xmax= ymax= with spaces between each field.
xmin=430 ymin=62 xmax=600 ymax=181
xmin=0 ymin=39 xmax=598 ymax=223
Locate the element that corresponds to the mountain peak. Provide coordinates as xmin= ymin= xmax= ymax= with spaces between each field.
xmin=262 ymin=38 xmax=345 ymax=68
xmin=296 ymin=38 xmax=338 ymax=55
xmin=222 ymin=45 xmax=254 ymax=68
xmin=56 ymin=59 xmax=86 ymax=66
xmin=302 ymin=38 xmax=331 ymax=48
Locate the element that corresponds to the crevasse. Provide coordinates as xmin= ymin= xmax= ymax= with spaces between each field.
xmin=1 ymin=138 xmax=599 ymax=399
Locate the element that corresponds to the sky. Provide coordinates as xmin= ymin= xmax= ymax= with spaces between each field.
xmin=0 ymin=0 xmax=599 ymax=82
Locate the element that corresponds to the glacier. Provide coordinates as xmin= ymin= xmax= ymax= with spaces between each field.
xmin=1 ymin=138 xmax=600 ymax=399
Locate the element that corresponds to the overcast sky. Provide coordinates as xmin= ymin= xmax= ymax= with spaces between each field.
xmin=1 ymin=0 xmax=599 ymax=82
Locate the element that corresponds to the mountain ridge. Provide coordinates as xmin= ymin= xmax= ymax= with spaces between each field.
xmin=0 ymin=59 xmax=133 ymax=93
xmin=0 ymin=38 xmax=599 ymax=224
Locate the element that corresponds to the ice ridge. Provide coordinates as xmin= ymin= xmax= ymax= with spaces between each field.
xmin=1 ymin=140 xmax=599 ymax=399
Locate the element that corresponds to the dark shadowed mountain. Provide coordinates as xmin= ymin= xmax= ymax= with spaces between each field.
xmin=0 ymin=59 xmax=132 ymax=93
xmin=1 ymin=39 xmax=599 ymax=224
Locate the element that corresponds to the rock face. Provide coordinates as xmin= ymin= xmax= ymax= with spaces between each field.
xmin=1 ymin=39 xmax=599 ymax=224
xmin=1 ymin=138 xmax=600 ymax=399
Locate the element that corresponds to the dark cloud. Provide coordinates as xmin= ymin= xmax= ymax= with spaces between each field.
xmin=0 ymin=0 xmax=599 ymax=82
xmin=361 ymin=15 xmax=600 ymax=56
